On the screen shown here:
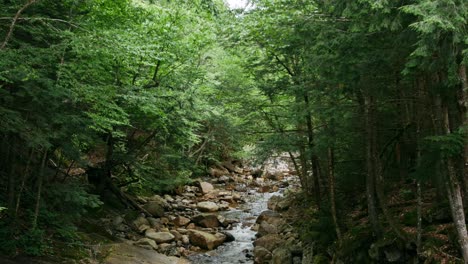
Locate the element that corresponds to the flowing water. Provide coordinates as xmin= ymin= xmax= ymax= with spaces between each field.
xmin=188 ymin=190 xmax=281 ymax=264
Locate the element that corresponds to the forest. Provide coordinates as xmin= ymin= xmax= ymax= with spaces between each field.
xmin=0 ymin=0 xmax=467 ymax=263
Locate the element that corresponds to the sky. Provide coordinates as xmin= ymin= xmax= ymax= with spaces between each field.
xmin=226 ymin=0 xmax=250 ymax=9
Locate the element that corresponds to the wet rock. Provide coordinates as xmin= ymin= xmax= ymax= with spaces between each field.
xmin=253 ymin=234 xmax=284 ymax=252
xmin=145 ymin=230 xmax=176 ymax=243
xmin=192 ymin=214 xmax=220 ymax=228
xmin=272 ymin=247 xmax=292 ymax=264
xmin=188 ymin=230 xmax=226 ymax=250
xmin=134 ymin=238 xmax=158 ymax=250
xmin=220 ymin=231 xmax=235 ymax=242
xmin=199 ymin=182 xmax=214 ymax=194
xmin=144 ymin=201 xmax=165 ymax=217
xmin=197 ymin=201 xmax=219 ymax=212
xmin=173 ymin=216 xmax=191 ymax=227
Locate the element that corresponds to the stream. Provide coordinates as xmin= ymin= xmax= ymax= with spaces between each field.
xmin=188 ymin=189 xmax=282 ymax=264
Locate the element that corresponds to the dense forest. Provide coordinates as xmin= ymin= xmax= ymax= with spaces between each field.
xmin=0 ymin=0 xmax=467 ymax=263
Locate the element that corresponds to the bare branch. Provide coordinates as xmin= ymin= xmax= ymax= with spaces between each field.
xmin=1 ymin=0 xmax=39 ymax=50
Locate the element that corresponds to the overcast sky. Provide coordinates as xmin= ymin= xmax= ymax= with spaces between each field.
xmin=226 ymin=0 xmax=250 ymax=9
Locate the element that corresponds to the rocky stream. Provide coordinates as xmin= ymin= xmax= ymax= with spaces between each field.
xmin=98 ymin=156 xmax=305 ymax=264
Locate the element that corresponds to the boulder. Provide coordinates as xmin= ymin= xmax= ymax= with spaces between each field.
xmin=256 ymin=210 xmax=281 ymax=224
xmin=143 ymin=201 xmax=165 ymax=217
xmin=192 ymin=214 xmax=220 ymax=228
xmin=188 ymin=230 xmax=226 ymax=250
xmin=272 ymin=247 xmax=292 ymax=264
xmin=103 ymin=243 xmax=183 ymax=264
xmin=145 ymin=230 xmax=175 ymax=243
xmin=220 ymin=231 xmax=235 ymax=242
xmin=199 ymin=182 xmax=214 ymax=194
xmin=258 ymin=221 xmax=279 ymax=237
xmin=197 ymin=201 xmax=219 ymax=212
xmin=253 ymin=234 xmax=284 ymax=252
xmin=173 ymin=216 xmax=191 ymax=227
xmin=254 ymin=246 xmax=272 ymax=263
xmin=218 ymin=175 xmax=231 ymax=183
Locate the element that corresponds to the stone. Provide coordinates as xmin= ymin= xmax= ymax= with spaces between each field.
xmin=112 ymin=216 xmax=124 ymax=227
xmin=173 ymin=216 xmax=191 ymax=226
xmin=256 ymin=210 xmax=281 ymax=224
xmin=258 ymin=221 xmax=278 ymax=236
xmin=181 ymin=235 xmax=190 ymax=244
xmin=188 ymin=230 xmax=226 ymax=250
xmin=143 ymin=201 xmax=165 ymax=217
xmin=164 ymin=194 xmax=175 ymax=202
xmin=170 ymin=230 xmax=182 ymax=241
xmin=199 ymin=182 xmax=214 ymax=194
xmin=145 ymin=230 xmax=176 ymax=243
xmin=147 ymin=217 xmax=160 ymax=228
xmin=254 ymin=246 xmax=272 ymax=263
xmin=220 ymin=231 xmax=235 ymax=242
xmin=272 ymin=247 xmax=292 ymax=264
xmin=192 ymin=214 xmax=220 ymax=228
xmin=253 ymin=234 xmax=284 ymax=252
xmin=102 ymin=243 xmax=182 ymax=264
xmin=210 ymin=167 xmax=229 ymax=177
xmin=133 ymin=216 xmax=150 ymax=229
xmin=218 ymin=175 xmax=231 ymax=183
xmin=134 ymin=238 xmax=158 ymax=250
xmin=197 ymin=201 xmax=219 ymax=212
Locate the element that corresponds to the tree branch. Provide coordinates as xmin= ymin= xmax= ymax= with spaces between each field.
xmin=1 ymin=0 xmax=39 ymax=50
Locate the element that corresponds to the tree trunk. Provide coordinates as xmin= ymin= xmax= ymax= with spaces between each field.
xmin=328 ymin=147 xmax=342 ymax=246
xmin=457 ymin=64 xmax=468 ymax=204
xmin=32 ymin=150 xmax=47 ymax=230
xmin=442 ymin=105 xmax=468 ymax=262
xmin=304 ymin=94 xmax=321 ymax=208
xmin=365 ymin=96 xmax=381 ymax=237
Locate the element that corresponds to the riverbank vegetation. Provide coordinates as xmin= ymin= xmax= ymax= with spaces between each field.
xmin=0 ymin=0 xmax=467 ymax=263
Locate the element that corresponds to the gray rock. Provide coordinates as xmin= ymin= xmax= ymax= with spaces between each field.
xmin=188 ymin=230 xmax=226 ymax=250
xmin=145 ymin=230 xmax=176 ymax=243
xmin=199 ymin=182 xmax=214 ymax=194
xmin=144 ymin=201 xmax=165 ymax=217
xmin=254 ymin=246 xmax=272 ymax=263
xmin=192 ymin=214 xmax=220 ymax=228
xmin=173 ymin=216 xmax=191 ymax=226
xmin=197 ymin=201 xmax=219 ymax=212
xmin=134 ymin=238 xmax=158 ymax=250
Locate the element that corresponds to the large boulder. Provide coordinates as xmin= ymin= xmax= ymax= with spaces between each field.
xmin=253 ymin=234 xmax=284 ymax=252
xmin=188 ymin=230 xmax=226 ymax=250
xmin=192 ymin=214 xmax=220 ymax=228
xmin=103 ymin=243 xmax=185 ymax=264
xmin=256 ymin=210 xmax=281 ymax=224
xmin=145 ymin=230 xmax=175 ymax=243
xmin=143 ymin=201 xmax=165 ymax=217
xmin=258 ymin=221 xmax=279 ymax=237
xmin=197 ymin=201 xmax=219 ymax=212
xmin=199 ymin=182 xmax=214 ymax=194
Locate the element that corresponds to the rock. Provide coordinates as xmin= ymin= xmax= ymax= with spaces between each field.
xmin=218 ymin=175 xmax=231 ymax=183
xmin=199 ymin=182 xmax=214 ymax=194
xmin=192 ymin=214 xmax=220 ymax=228
xmin=181 ymin=235 xmax=190 ymax=244
xmin=256 ymin=210 xmax=281 ymax=224
xmin=133 ymin=216 xmax=150 ymax=229
xmin=173 ymin=216 xmax=191 ymax=227
xmin=258 ymin=221 xmax=278 ymax=236
xmin=164 ymin=194 xmax=175 ymax=202
xmin=188 ymin=230 xmax=226 ymax=250
xmin=112 ymin=216 xmax=124 ymax=227
xmin=134 ymin=238 xmax=158 ymax=250
xmin=210 ymin=167 xmax=229 ymax=177
xmin=254 ymin=246 xmax=272 ymax=263
xmin=102 ymin=243 xmax=183 ymax=264
xmin=170 ymin=230 xmax=182 ymax=241
xmin=147 ymin=217 xmax=160 ymax=228
xmin=253 ymin=234 xmax=284 ymax=252
xmin=220 ymin=231 xmax=235 ymax=242
xmin=272 ymin=247 xmax=292 ymax=264
xmin=197 ymin=201 xmax=219 ymax=212
xmin=145 ymin=230 xmax=176 ymax=243
xmin=143 ymin=201 xmax=165 ymax=217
